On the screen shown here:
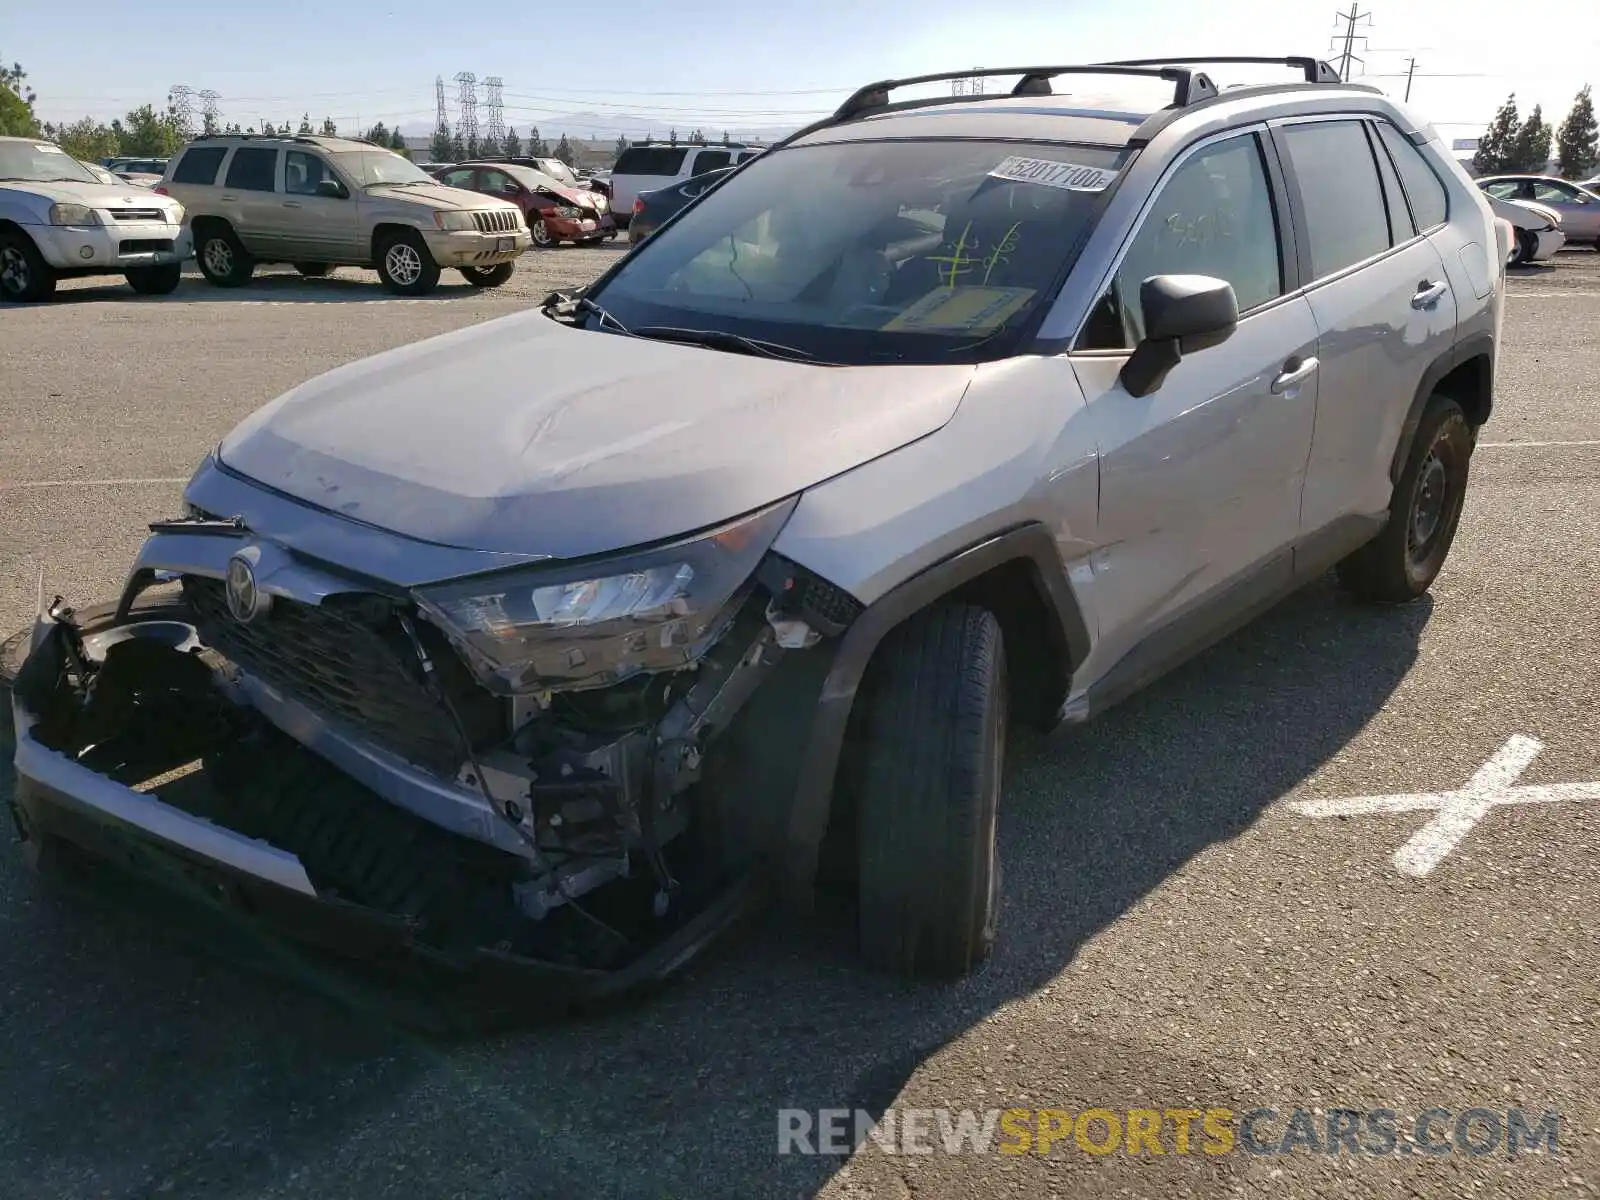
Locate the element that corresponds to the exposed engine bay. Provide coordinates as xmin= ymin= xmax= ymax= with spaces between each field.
xmin=9 ymin=535 xmax=862 ymax=991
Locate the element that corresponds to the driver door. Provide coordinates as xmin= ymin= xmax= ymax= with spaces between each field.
xmin=1069 ymin=128 xmax=1320 ymax=664
xmin=279 ymin=150 xmax=360 ymax=262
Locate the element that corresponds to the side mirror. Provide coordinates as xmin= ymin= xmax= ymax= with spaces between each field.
xmin=1119 ymin=274 xmax=1239 ymax=398
xmin=315 ymin=178 xmax=347 ymax=199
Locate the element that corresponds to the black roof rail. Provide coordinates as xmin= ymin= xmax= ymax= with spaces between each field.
xmin=829 ymin=64 xmax=1217 ymax=123
xmin=1099 ymin=56 xmax=1343 ymax=85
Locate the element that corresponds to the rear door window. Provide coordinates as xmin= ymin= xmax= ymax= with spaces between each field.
xmin=1278 ymin=119 xmax=1391 ymax=279
xmin=691 ymin=150 xmax=732 ymax=174
xmin=1365 ymin=122 xmax=1416 ymax=244
xmin=172 ymin=146 xmax=227 ymax=185
xmin=224 ymin=147 xmax=279 ymax=192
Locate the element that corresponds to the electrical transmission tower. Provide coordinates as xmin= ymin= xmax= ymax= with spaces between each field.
xmin=455 ymin=72 xmax=479 ymax=147
xmin=484 ymin=76 xmax=505 ymax=147
xmin=1330 ymin=4 xmax=1372 ymax=82
xmin=435 ymin=75 xmax=451 ymax=135
xmin=950 ymin=71 xmax=985 ymax=97
xmin=169 ymin=85 xmax=196 ymax=138
xmin=198 ymin=89 xmax=221 ymax=135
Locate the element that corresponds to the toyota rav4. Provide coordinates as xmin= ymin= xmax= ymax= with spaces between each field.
xmin=8 ymin=57 xmax=1507 ymax=1012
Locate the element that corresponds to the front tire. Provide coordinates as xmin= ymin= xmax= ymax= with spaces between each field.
xmin=376 ymin=230 xmax=440 ymax=295
xmin=195 ymin=225 xmax=254 ymax=288
xmin=1513 ymin=228 xmax=1536 ymax=266
xmin=1337 ymin=395 xmax=1473 ymax=603
xmin=125 ymin=263 xmax=182 ymax=295
xmin=529 ymin=218 xmax=553 ymax=249
xmin=460 ymin=262 xmax=515 ymax=288
xmin=0 ymin=231 xmax=56 ymax=302
xmin=854 ymin=605 xmax=1006 ymax=980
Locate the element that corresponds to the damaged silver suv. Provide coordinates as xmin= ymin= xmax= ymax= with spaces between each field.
xmin=9 ymin=57 xmax=1506 ymax=1006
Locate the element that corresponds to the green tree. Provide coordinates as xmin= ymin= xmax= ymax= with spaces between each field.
xmin=298 ymin=113 xmax=314 ymax=135
xmin=613 ymin=134 xmax=628 ymax=161
xmin=466 ymin=134 xmax=481 ymax=159
xmin=1473 ymin=93 xmax=1521 ymax=175
xmin=1556 ymin=85 xmax=1598 ymax=179
xmin=688 ymin=128 xmax=705 ymax=145
xmin=388 ymin=127 xmax=408 ymax=155
xmin=320 ymin=116 xmax=337 ymax=136
xmin=527 ymin=126 xmax=547 ymax=156
xmin=202 ymin=108 xmax=219 ymax=136
xmin=504 ymin=126 xmax=523 ymax=156
xmin=111 ymin=103 xmax=186 ymax=156
xmin=365 ymin=120 xmax=390 ymax=146
xmin=721 ymin=130 xmax=730 ymax=145
xmin=669 ymin=128 xmax=678 ymax=145
xmin=553 ymin=134 xmax=574 ymax=163
xmin=51 ymin=116 xmax=119 ymax=162
xmin=449 ymin=130 xmax=466 ymax=160
xmin=1508 ymin=104 xmax=1553 ymax=172
xmin=431 ymin=122 xmax=453 ymax=161
xmin=261 ymin=121 xmax=277 ymax=136
xmin=0 ymin=55 xmax=39 ymax=136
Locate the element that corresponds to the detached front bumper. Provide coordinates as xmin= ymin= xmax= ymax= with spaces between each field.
xmin=29 ymin=220 xmax=191 ymax=272
xmin=422 ymin=228 xmax=533 ymax=267
xmin=7 ymin=606 xmax=760 ymax=1022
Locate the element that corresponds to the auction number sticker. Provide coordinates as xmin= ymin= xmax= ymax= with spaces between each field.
xmin=882 ymin=286 xmax=1036 ymax=333
xmin=988 ymin=156 xmax=1116 ymax=192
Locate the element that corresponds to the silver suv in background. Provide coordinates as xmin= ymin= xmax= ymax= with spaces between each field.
xmin=608 ymin=140 xmax=762 ymax=226
xmin=11 ymin=56 xmax=1505 ymax=1006
xmin=157 ymin=134 xmax=532 ymax=295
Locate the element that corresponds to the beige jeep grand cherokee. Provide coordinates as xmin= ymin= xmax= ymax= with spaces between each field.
xmin=157 ymin=134 xmax=531 ymax=295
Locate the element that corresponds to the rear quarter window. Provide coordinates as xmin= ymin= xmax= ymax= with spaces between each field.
xmin=1374 ymin=121 xmax=1449 ymax=230
xmin=690 ymin=150 xmax=732 ymax=173
xmin=172 ymin=146 xmax=227 ymax=185
xmin=616 ymin=146 xmax=689 ymax=177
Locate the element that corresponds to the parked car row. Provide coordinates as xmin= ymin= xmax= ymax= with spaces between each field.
xmin=1476 ymin=174 xmax=1600 ymax=264
xmin=1 ymin=133 xmax=534 ymax=300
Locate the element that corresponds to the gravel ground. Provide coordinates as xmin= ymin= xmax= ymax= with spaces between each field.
xmin=2 ymin=247 xmax=1600 ymax=1200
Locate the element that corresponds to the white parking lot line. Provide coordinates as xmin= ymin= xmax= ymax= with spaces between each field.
xmin=3 ymin=477 xmax=189 ymax=489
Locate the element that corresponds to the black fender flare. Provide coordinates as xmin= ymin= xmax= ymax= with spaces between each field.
xmin=780 ymin=522 xmax=1090 ymax=906
xmin=1389 ymin=330 xmax=1494 ymax=483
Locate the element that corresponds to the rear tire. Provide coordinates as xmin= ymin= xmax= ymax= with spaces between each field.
xmin=125 ymin=263 xmax=182 ymax=295
xmin=376 ymin=230 xmax=440 ymax=295
xmin=1513 ymin=228 xmax=1536 ymax=266
xmin=854 ymin=604 xmax=1006 ymax=980
xmin=195 ymin=225 xmax=254 ymax=287
xmin=294 ymin=262 xmax=332 ymax=277
xmin=460 ymin=262 xmax=514 ymax=288
xmin=0 ymin=231 xmax=57 ymax=302
xmin=1336 ymin=395 xmax=1473 ymax=603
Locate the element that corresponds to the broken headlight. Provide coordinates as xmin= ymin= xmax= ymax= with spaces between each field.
xmin=414 ymin=497 xmax=797 ymax=694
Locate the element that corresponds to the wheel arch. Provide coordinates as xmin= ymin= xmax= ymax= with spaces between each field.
xmin=1390 ymin=331 xmax=1494 ymax=484
xmin=369 ymin=221 xmax=424 ymax=262
xmin=779 ymin=523 xmax=1089 ymax=906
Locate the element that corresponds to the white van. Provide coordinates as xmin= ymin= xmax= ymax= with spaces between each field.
xmin=609 ymin=142 xmax=762 ymax=226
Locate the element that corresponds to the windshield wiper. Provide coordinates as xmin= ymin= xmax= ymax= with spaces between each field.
xmin=541 ymin=291 xmax=630 ymax=334
xmin=631 ymin=326 xmax=818 ymax=363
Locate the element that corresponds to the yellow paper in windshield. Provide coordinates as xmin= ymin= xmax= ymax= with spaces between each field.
xmin=882 ymin=286 xmax=1035 ymax=333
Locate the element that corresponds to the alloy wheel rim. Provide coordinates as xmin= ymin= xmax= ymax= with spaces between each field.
xmin=385 ymin=243 xmax=422 ymax=285
xmin=531 ymin=221 xmax=551 ymax=246
xmin=0 ymin=246 xmax=29 ymax=292
xmin=203 ymin=239 xmax=233 ymax=276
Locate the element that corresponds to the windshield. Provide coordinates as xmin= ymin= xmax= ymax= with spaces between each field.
xmin=332 ymin=149 xmax=436 ymax=186
xmin=504 ymin=164 xmax=566 ymax=193
xmin=0 ymin=141 xmax=100 ymax=184
xmin=537 ymin=158 xmax=578 ymax=184
xmin=586 ymin=138 xmax=1129 ymax=365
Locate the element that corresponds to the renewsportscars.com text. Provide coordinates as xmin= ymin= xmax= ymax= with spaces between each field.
xmin=777 ymin=1106 xmax=1563 ymax=1159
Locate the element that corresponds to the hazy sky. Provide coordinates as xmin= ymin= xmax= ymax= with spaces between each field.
xmin=11 ymin=0 xmax=1598 ymax=143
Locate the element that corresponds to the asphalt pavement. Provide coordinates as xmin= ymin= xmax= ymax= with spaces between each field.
xmin=2 ymin=247 xmax=1599 ymax=1200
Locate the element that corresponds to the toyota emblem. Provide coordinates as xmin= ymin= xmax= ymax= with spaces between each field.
xmin=224 ymin=553 xmax=269 ymax=623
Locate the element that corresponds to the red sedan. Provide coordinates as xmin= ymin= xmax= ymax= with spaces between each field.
xmin=435 ymin=161 xmax=617 ymax=248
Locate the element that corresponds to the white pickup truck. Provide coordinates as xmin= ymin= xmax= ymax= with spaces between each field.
xmin=0 ymin=136 xmax=191 ymax=302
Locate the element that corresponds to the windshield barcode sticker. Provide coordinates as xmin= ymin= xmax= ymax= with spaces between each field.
xmin=988 ymin=156 xmax=1115 ymax=192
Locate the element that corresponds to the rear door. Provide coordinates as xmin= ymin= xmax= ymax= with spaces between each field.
xmin=219 ymin=146 xmax=284 ymax=257
xmin=1070 ymin=127 xmax=1320 ymax=656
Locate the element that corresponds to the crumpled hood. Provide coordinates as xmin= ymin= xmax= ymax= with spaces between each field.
xmin=218 ymin=310 xmax=974 ymax=558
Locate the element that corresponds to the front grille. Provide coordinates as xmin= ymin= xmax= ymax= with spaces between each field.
xmin=119 ymin=239 xmax=174 ymax=254
xmin=108 ymin=208 xmax=166 ymax=222
xmin=472 ymin=209 xmax=520 ymax=234
xmin=184 ymin=577 xmax=506 ymax=774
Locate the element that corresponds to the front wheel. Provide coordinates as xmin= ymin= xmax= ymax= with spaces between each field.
xmin=1336 ymin=395 xmax=1473 ymax=603
xmin=125 ymin=264 xmax=182 ymax=295
xmin=460 ymin=262 xmax=514 ymax=288
xmin=376 ymin=231 xmax=441 ymax=296
xmin=529 ymin=218 xmax=553 ymax=249
xmin=854 ymin=604 xmax=1006 ymax=980
xmin=0 ymin=231 xmax=56 ymax=302
xmin=195 ymin=226 xmax=254 ymax=288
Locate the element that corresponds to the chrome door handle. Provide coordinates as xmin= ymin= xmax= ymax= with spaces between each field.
xmin=1412 ymin=280 xmax=1448 ymax=308
xmin=220 ymin=195 xmax=238 ymax=202
xmin=1271 ymin=356 xmax=1319 ymax=394
xmin=282 ymin=201 xmax=302 ymax=208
